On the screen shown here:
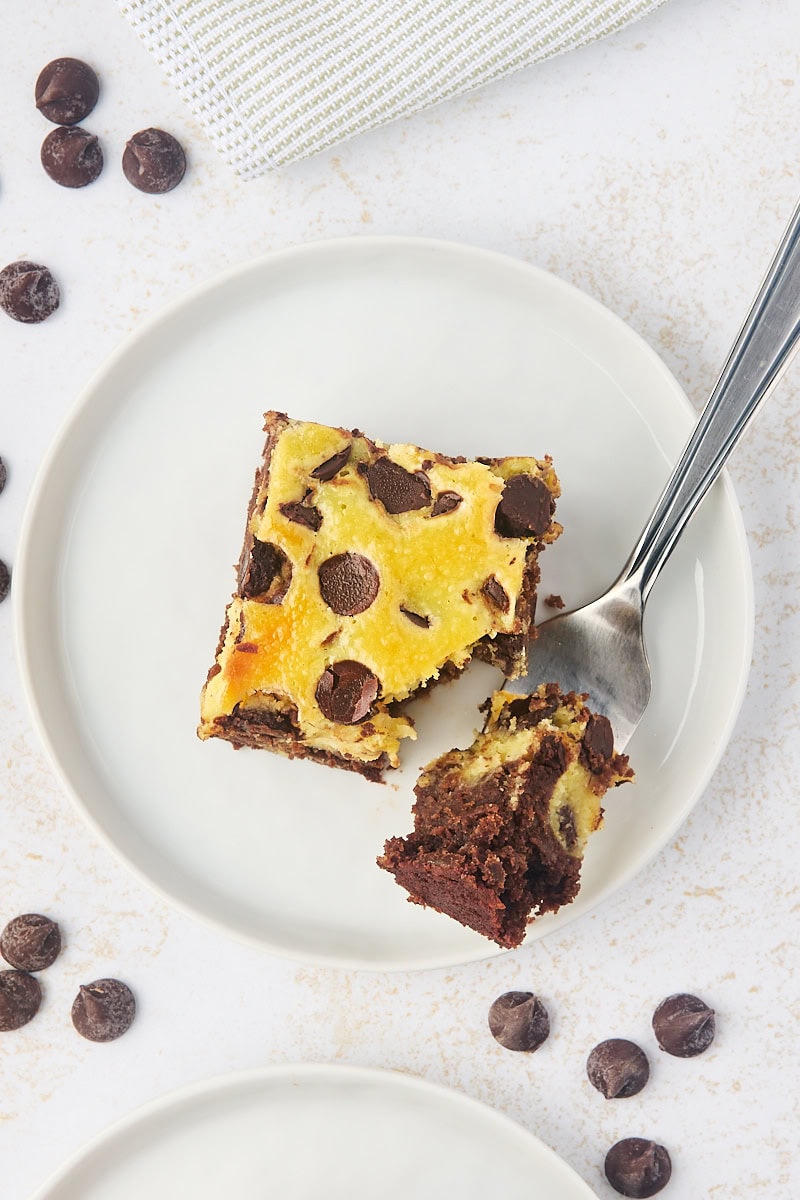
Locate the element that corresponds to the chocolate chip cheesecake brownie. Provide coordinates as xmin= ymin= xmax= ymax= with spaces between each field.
xmin=199 ymin=412 xmax=561 ymax=779
xmin=378 ymin=684 xmax=633 ymax=945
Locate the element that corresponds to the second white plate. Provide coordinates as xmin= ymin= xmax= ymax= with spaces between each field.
xmin=16 ymin=236 xmax=752 ymax=969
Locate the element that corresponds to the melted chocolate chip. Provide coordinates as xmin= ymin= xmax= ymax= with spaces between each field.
xmin=0 ymin=970 xmax=42 ymax=1030
xmin=35 ymin=58 xmax=99 ymax=125
xmin=488 ymin=991 xmax=550 ymax=1052
xmin=122 ymin=128 xmax=186 ymax=194
xmin=315 ymin=660 xmax=379 ymax=724
xmin=582 ymin=713 xmax=614 ymax=773
xmin=279 ymin=500 xmax=322 ymax=531
xmin=0 ymin=261 xmax=60 ymax=324
xmin=311 ymin=445 xmax=351 ymax=481
xmin=400 ymin=607 xmax=430 ymax=628
xmin=481 ymin=575 xmax=510 ymax=613
xmin=557 ymin=804 xmax=578 ymax=851
xmin=41 ymin=125 xmax=103 ymax=187
xmin=430 ymin=490 xmax=463 ymax=516
xmin=366 ymin=457 xmax=431 ymax=514
xmin=239 ymin=539 xmax=292 ymax=604
xmin=0 ymin=560 xmax=9 ymax=603
xmin=71 ymin=978 xmax=136 ymax=1042
xmin=587 ymin=1039 xmax=650 ymax=1099
xmin=494 ymin=474 xmax=551 ymax=538
xmin=318 ymin=552 xmax=379 ymax=615
xmin=604 ymin=1138 xmax=672 ymax=1198
xmin=652 ymin=993 xmax=715 ymax=1057
xmin=1 ymin=914 xmax=61 ymax=972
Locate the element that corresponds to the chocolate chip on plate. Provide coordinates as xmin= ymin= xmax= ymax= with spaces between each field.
xmin=488 ymin=991 xmax=550 ymax=1052
xmin=604 ymin=1138 xmax=672 ymax=1198
xmin=315 ymin=660 xmax=379 ymax=724
xmin=0 ymin=914 xmax=62 ymax=972
xmin=35 ymin=58 xmax=99 ymax=125
xmin=652 ymin=993 xmax=716 ymax=1057
xmin=0 ymin=969 xmax=42 ymax=1031
xmin=366 ymin=457 xmax=431 ymax=514
xmin=41 ymin=125 xmax=103 ymax=187
xmin=0 ymin=261 xmax=60 ymax=324
xmin=122 ymin=128 xmax=186 ymax=194
xmin=71 ymin=978 xmax=136 ymax=1042
xmin=318 ymin=552 xmax=380 ymax=615
xmin=587 ymin=1038 xmax=650 ymax=1099
xmin=494 ymin=474 xmax=551 ymax=538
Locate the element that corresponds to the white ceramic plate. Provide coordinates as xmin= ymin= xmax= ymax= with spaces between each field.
xmin=16 ymin=237 xmax=753 ymax=970
xmin=30 ymin=1064 xmax=600 ymax=1200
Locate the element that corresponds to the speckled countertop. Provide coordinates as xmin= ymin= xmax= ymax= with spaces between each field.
xmin=1 ymin=1 xmax=799 ymax=1196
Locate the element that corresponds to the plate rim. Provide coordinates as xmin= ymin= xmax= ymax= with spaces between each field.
xmin=26 ymin=1061 xmax=601 ymax=1200
xmin=14 ymin=233 xmax=755 ymax=971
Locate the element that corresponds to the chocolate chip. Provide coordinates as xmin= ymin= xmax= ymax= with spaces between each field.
xmin=502 ymin=694 xmax=558 ymax=729
xmin=0 ymin=457 xmax=7 ymax=494
xmin=315 ymin=660 xmax=379 ymax=724
xmin=41 ymin=125 xmax=103 ymax=187
xmin=239 ymin=539 xmax=292 ymax=604
xmin=652 ymin=993 xmax=715 ymax=1057
xmin=234 ymin=642 xmax=258 ymax=653
xmin=71 ymin=978 xmax=136 ymax=1042
xmin=557 ymin=804 xmax=578 ymax=851
xmin=494 ymin=474 xmax=551 ymax=538
xmin=481 ymin=575 xmax=510 ymax=613
xmin=400 ymin=607 xmax=430 ymax=628
xmin=604 ymin=1138 xmax=672 ymax=1198
xmin=366 ymin=457 xmax=431 ymax=514
xmin=122 ymin=128 xmax=186 ymax=194
xmin=488 ymin=991 xmax=550 ymax=1052
xmin=0 ymin=970 xmax=42 ymax=1030
xmin=582 ymin=713 xmax=614 ymax=773
xmin=35 ymin=58 xmax=99 ymax=125
xmin=0 ymin=261 xmax=60 ymax=324
xmin=0 ymin=914 xmax=61 ymax=972
xmin=587 ymin=1039 xmax=650 ymax=1099
xmin=318 ymin=552 xmax=379 ymax=615
xmin=0 ymin=560 xmax=9 ymax=603
xmin=311 ymin=445 xmax=351 ymax=481
xmin=430 ymin=490 xmax=463 ymax=516
xmin=279 ymin=500 xmax=322 ymax=531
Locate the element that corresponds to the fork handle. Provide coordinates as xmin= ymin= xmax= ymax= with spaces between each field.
xmin=621 ymin=198 xmax=800 ymax=600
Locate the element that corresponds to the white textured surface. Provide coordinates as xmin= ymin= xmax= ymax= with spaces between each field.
xmin=0 ymin=1 xmax=798 ymax=1198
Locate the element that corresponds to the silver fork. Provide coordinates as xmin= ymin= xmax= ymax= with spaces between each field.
xmin=506 ymin=199 xmax=800 ymax=749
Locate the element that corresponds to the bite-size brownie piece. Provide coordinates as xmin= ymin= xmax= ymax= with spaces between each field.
xmin=199 ymin=412 xmax=561 ymax=779
xmin=378 ymin=684 xmax=633 ymax=945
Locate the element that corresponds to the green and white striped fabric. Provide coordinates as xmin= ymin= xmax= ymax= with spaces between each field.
xmin=118 ymin=0 xmax=667 ymax=176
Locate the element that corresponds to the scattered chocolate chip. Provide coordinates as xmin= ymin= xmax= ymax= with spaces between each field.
xmin=122 ymin=128 xmax=186 ymax=194
xmin=71 ymin=978 xmax=136 ymax=1042
xmin=315 ymin=660 xmax=379 ymax=724
xmin=488 ymin=991 xmax=550 ymax=1052
xmin=41 ymin=125 xmax=103 ymax=187
xmin=366 ymin=457 xmax=431 ymax=514
xmin=0 ymin=914 xmax=61 ymax=972
xmin=652 ymin=993 xmax=715 ymax=1058
xmin=318 ymin=552 xmax=380 ymax=616
xmin=430 ymin=490 xmax=463 ymax=517
xmin=557 ymin=804 xmax=578 ymax=851
xmin=311 ymin=445 xmax=351 ymax=481
xmin=604 ymin=1138 xmax=672 ymax=1198
xmin=0 ymin=970 xmax=42 ymax=1031
xmin=400 ymin=607 xmax=430 ymax=628
xmin=0 ymin=261 xmax=60 ymax=324
xmin=0 ymin=560 xmax=9 ymax=603
xmin=35 ymin=58 xmax=99 ymax=125
xmin=0 ymin=457 xmax=7 ymax=494
xmin=581 ymin=713 xmax=614 ymax=773
xmin=481 ymin=575 xmax=510 ymax=613
xmin=587 ymin=1039 xmax=650 ymax=1099
xmin=239 ymin=538 xmax=292 ymax=604
xmin=279 ymin=500 xmax=322 ymax=531
xmin=494 ymin=474 xmax=551 ymax=538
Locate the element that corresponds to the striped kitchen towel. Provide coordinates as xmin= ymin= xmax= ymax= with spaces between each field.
xmin=118 ymin=0 xmax=667 ymax=177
